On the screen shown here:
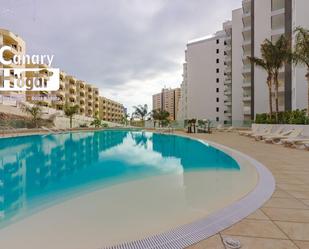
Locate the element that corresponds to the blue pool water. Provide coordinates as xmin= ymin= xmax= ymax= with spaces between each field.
xmin=0 ymin=130 xmax=239 ymax=229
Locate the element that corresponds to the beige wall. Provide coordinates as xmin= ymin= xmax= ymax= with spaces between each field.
xmin=99 ymin=96 xmax=124 ymax=123
xmin=152 ymin=87 xmax=181 ymax=121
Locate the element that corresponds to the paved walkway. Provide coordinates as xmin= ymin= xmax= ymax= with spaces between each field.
xmin=180 ymin=131 xmax=309 ymax=249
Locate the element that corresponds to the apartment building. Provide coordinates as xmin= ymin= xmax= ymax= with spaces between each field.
xmin=152 ymin=87 xmax=181 ymax=121
xmin=99 ymin=96 xmax=124 ymax=123
xmin=178 ymin=0 xmax=309 ymax=125
xmin=240 ymin=0 xmax=309 ymax=122
xmin=223 ymin=21 xmax=233 ymax=124
xmin=1 ymin=29 xmax=126 ymax=120
xmin=178 ymin=32 xmax=227 ymax=123
xmin=0 ymin=29 xmax=26 ymax=99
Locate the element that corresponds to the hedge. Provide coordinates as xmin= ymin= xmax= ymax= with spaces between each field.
xmin=255 ymin=109 xmax=309 ymax=125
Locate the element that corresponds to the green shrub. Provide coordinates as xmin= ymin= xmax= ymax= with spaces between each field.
xmin=256 ymin=109 xmax=308 ymax=124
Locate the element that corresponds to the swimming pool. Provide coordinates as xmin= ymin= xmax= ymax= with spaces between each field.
xmin=0 ymin=130 xmax=271 ymax=249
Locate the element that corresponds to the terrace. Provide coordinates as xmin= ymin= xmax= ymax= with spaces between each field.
xmin=181 ymin=131 xmax=309 ymax=249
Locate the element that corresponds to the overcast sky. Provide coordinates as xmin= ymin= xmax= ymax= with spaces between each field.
xmin=1 ymin=0 xmax=240 ymax=113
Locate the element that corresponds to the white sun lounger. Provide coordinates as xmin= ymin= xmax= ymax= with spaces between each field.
xmin=254 ymin=126 xmax=284 ymax=141
xmin=249 ymin=126 xmax=273 ymax=138
xmin=281 ymin=138 xmax=309 ymax=147
xmin=264 ymin=128 xmax=303 ymax=144
xmin=239 ymin=126 xmax=259 ymax=136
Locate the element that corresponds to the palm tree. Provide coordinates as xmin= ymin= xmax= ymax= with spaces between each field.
xmin=20 ymin=103 xmax=42 ymax=128
xmin=248 ymin=41 xmax=274 ymax=118
xmin=151 ymin=109 xmax=160 ymax=127
xmin=133 ymin=104 xmax=148 ymax=121
xmin=122 ymin=113 xmax=129 ymax=126
xmin=90 ymin=116 xmax=102 ymax=128
xmin=151 ymin=109 xmax=170 ymax=127
xmin=264 ymin=36 xmax=291 ymax=122
xmin=293 ymin=27 xmax=309 ymax=116
xmin=158 ymin=110 xmax=170 ymax=127
xmin=64 ymin=104 xmax=79 ymax=128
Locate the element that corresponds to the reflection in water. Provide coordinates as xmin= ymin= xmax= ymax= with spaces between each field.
xmin=0 ymin=131 xmax=239 ymax=228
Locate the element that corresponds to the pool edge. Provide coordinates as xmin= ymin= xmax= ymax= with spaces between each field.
xmin=102 ymin=135 xmax=275 ymax=249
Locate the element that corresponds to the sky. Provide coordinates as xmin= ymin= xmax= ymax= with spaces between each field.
xmin=1 ymin=0 xmax=241 ymax=114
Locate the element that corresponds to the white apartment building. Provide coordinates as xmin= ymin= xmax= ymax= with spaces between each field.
xmin=241 ymin=0 xmax=309 ymax=122
xmin=178 ymin=31 xmax=228 ymax=123
xmin=178 ymin=0 xmax=309 ymax=126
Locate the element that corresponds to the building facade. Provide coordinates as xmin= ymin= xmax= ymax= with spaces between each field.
xmin=178 ymin=0 xmax=309 ymax=126
xmin=0 ymin=29 xmax=125 ymax=120
xmin=178 ymin=31 xmax=227 ymax=123
xmin=99 ymin=96 xmax=124 ymax=123
xmin=0 ymin=29 xmax=26 ymax=99
xmin=152 ymin=87 xmax=181 ymax=121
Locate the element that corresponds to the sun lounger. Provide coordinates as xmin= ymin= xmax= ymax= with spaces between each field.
xmin=216 ymin=124 xmax=225 ymax=132
xmin=254 ymin=126 xmax=284 ymax=141
xmin=239 ymin=126 xmax=258 ymax=136
xmin=264 ymin=128 xmax=303 ymax=144
xmin=303 ymin=142 xmax=309 ymax=150
xmin=249 ymin=126 xmax=273 ymax=138
xmin=225 ymin=126 xmax=235 ymax=132
xmin=281 ymin=138 xmax=309 ymax=147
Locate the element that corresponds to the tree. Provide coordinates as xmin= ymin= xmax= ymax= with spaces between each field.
xmin=151 ymin=109 xmax=170 ymax=127
xmin=158 ymin=110 xmax=170 ymax=127
xmin=122 ymin=113 xmax=130 ymax=126
xmin=64 ymin=104 xmax=79 ymax=128
xmin=267 ymin=36 xmax=291 ymax=122
xmin=151 ymin=109 xmax=160 ymax=127
xmin=133 ymin=104 xmax=148 ymax=121
xmin=20 ymin=103 xmax=42 ymax=128
xmin=248 ymin=41 xmax=274 ymax=118
xmin=90 ymin=116 xmax=102 ymax=128
xmin=293 ymin=27 xmax=309 ymax=116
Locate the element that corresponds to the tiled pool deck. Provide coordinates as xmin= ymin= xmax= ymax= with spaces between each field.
xmin=181 ymin=131 xmax=309 ymax=249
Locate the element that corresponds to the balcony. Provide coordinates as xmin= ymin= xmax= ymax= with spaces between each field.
xmin=271 ymin=11 xmax=285 ymax=35
xmin=225 ymin=67 xmax=232 ymax=74
xmin=243 ymin=39 xmax=251 ymax=47
xmin=79 ymin=98 xmax=85 ymax=105
xmin=242 ymin=65 xmax=251 ymax=74
xmin=243 ymin=106 xmax=251 ymax=115
xmin=224 ymin=110 xmax=232 ymax=117
xmin=243 ymin=82 xmax=251 ymax=88
xmin=243 ymin=94 xmax=251 ymax=101
xmin=225 ymin=56 xmax=232 ymax=63
xmin=271 ymin=0 xmax=285 ymax=12
xmin=224 ymin=101 xmax=232 ymax=106
xmin=242 ymin=25 xmax=251 ymax=33
xmin=224 ymin=79 xmax=232 ymax=85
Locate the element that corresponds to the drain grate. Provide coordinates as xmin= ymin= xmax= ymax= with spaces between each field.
xmin=223 ymin=237 xmax=241 ymax=249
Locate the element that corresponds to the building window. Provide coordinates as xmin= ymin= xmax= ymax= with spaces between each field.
xmin=216 ymin=78 xmax=219 ymax=83
xmin=216 ymin=58 xmax=219 ymax=63
xmin=216 ymin=117 xmax=219 ymax=122
xmin=216 ymin=68 xmax=219 ymax=73
xmin=216 ymin=97 xmax=219 ymax=102
xmin=216 ymin=39 xmax=219 ymax=44
xmin=216 ymin=107 xmax=219 ymax=112
xmin=216 ymin=88 xmax=219 ymax=93
xmin=216 ymin=49 xmax=219 ymax=54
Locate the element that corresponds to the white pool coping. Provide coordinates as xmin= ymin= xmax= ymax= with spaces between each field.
xmin=102 ymin=136 xmax=275 ymax=249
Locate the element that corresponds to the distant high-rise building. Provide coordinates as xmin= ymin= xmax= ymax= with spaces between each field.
xmin=152 ymin=87 xmax=181 ymax=121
